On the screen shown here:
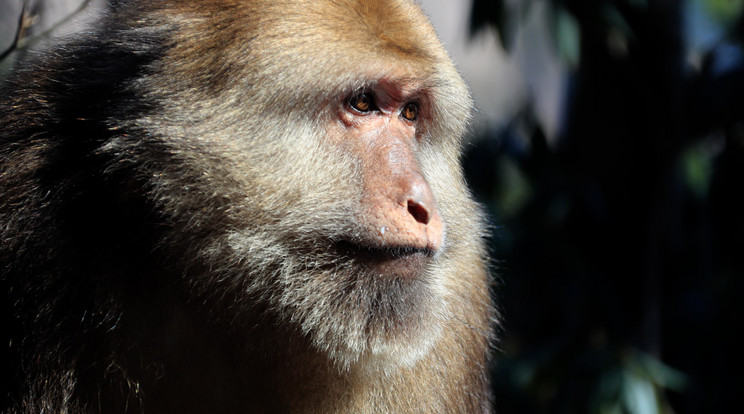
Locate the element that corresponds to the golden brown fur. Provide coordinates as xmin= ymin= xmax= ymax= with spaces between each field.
xmin=0 ymin=0 xmax=494 ymax=412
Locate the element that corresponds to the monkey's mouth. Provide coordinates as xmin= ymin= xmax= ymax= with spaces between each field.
xmin=336 ymin=241 xmax=434 ymax=279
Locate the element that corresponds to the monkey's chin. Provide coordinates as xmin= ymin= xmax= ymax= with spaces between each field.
xmin=335 ymin=241 xmax=435 ymax=279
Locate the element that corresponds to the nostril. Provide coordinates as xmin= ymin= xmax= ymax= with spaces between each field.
xmin=407 ymin=200 xmax=430 ymax=224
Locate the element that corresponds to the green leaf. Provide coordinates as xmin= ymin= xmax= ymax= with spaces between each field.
xmin=703 ymin=0 xmax=744 ymax=26
xmin=621 ymin=372 xmax=658 ymax=414
xmin=554 ymin=5 xmax=581 ymax=67
xmin=681 ymin=142 xmax=715 ymax=199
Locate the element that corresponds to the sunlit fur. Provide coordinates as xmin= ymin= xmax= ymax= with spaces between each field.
xmin=0 ymin=0 xmax=494 ymax=412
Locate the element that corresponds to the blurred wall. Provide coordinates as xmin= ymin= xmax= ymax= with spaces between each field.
xmin=419 ymin=0 xmax=526 ymax=131
xmin=420 ymin=0 xmax=567 ymax=140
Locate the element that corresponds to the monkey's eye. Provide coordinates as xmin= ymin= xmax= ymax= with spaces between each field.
xmin=349 ymin=93 xmax=376 ymax=113
xmin=401 ymin=102 xmax=419 ymax=121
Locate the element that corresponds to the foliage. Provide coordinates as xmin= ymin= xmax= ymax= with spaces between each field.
xmin=467 ymin=0 xmax=744 ymax=413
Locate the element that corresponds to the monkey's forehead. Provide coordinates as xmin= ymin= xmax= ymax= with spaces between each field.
xmin=116 ymin=0 xmax=472 ymax=134
xmin=140 ymin=0 xmax=461 ymax=89
xmin=169 ymin=0 xmax=443 ymax=59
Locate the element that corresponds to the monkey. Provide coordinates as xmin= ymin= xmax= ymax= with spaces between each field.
xmin=0 ymin=0 xmax=494 ymax=412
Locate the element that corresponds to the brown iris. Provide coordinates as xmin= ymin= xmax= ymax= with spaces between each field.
xmin=401 ymin=102 xmax=418 ymax=121
xmin=349 ymin=93 xmax=375 ymax=112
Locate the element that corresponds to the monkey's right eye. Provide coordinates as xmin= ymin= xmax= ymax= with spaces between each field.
xmin=349 ymin=93 xmax=376 ymax=113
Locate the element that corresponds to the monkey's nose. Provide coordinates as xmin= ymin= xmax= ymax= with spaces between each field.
xmin=407 ymin=198 xmax=431 ymax=225
xmin=396 ymin=179 xmax=443 ymax=252
xmin=404 ymin=181 xmax=435 ymax=225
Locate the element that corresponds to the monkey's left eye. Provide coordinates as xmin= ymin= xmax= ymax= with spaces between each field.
xmin=349 ymin=93 xmax=376 ymax=113
xmin=401 ymin=102 xmax=419 ymax=121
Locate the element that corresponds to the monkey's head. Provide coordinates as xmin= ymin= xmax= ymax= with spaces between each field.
xmin=96 ymin=0 xmax=481 ymax=370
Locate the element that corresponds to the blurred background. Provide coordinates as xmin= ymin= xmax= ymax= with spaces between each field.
xmin=3 ymin=0 xmax=743 ymax=412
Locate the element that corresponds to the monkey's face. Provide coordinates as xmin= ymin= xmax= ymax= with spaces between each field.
xmin=195 ymin=81 xmax=455 ymax=370
xmin=332 ymin=82 xmax=444 ymax=276
xmin=127 ymin=0 xmax=478 ymax=371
